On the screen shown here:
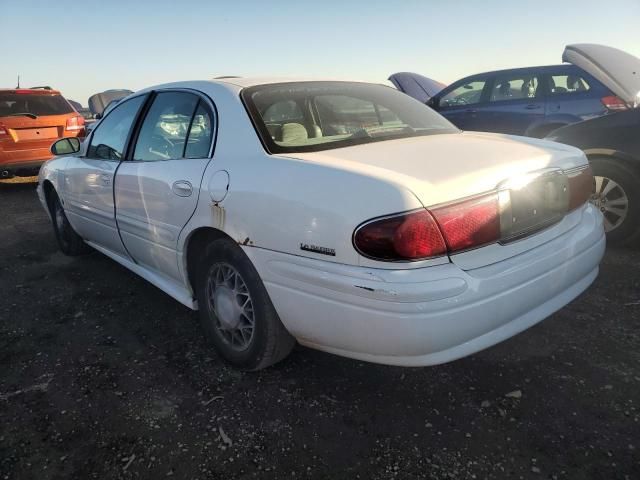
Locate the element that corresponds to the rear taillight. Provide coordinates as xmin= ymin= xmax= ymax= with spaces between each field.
xmin=0 ymin=124 xmax=7 ymax=135
xmin=353 ymin=167 xmax=594 ymax=262
xmin=353 ymin=210 xmax=447 ymax=261
xmin=430 ymin=192 xmax=501 ymax=253
xmin=567 ymin=165 xmax=594 ymax=211
xmin=601 ymin=95 xmax=628 ymax=111
xmin=65 ymin=115 xmax=85 ymax=132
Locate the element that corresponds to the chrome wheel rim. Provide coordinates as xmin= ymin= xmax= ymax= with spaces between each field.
xmin=206 ymin=263 xmax=255 ymax=351
xmin=591 ymin=176 xmax=629 ymax=232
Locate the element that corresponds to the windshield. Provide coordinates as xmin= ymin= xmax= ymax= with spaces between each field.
xmin=0 ymin=93 xmax=73 ymax=117
xmin=242 ymin=82 xmax=458 ymax=153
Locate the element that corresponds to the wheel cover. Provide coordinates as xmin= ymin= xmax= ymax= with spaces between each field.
xmin=591 ymin=175 xmax=629 ymax=233
xmin=206 ymin=263 xmax=255 ymax=351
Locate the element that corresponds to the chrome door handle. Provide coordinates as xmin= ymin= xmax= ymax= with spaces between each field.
xmin=172 ymin=180 xmax=193 ymax=197
xmin=525 ymin=104 xmax=541 ymax=110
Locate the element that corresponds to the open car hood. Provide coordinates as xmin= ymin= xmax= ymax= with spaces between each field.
xmin=388 ymin=72 xmax=446 ymax=103
xmin=563 ymin=44 xmax=640 ymax=107
xmin=88 ymin=89 xmax=133 ymax=116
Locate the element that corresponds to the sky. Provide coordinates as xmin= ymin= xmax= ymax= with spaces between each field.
xmin=2 ymin=0 xmax=639 ymax=107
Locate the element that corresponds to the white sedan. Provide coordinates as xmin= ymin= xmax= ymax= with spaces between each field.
xmin=38 ymin=78 xmax=605 ymax=370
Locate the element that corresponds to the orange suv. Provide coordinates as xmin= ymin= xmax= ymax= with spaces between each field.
xmin=0 ymin=87 xmax=85 ymax=178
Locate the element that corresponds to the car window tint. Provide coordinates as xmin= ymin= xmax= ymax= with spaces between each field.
xmin=439 ymin=80 xmax=486 ymax=107
xmin=87 ymin=95 xmax=145 ymax=160
xmin=244 ymin=82 xmax=457 ymax=153
xmin=0 ymin=93 xmax=73 ymax=116
xmin=315 ymin=95 xmax=404 ymax=135
xmin=185 ymin=102 xmax=214 ymax=158
xmin=489 ymin=75 xmax=540 ymax=102
xmin=263 ymin=100 xmax=304 ymax=123
xmin=548 ymin=74 xmax=591 ymax=95
xmin=133 ymin=92 xmax=198 ymax=162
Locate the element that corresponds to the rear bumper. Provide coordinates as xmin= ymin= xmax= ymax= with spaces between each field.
xmin=242 ymin=204 xmax=605 ymax=366
xmin=0 ymin=160 xmax=46 ymax=178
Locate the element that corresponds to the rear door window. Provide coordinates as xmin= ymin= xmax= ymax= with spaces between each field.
xmin=439 ymin=79 xmax=487 ymax=108
xmin=132 ymin=92 xmax=199 ymax=162
xmin=547 ymin=74 xmax=591 ymax=95
xmin=0 ymin=93 xmax=73 ymax=117
xmin=489 ymin=74 xmax=541 ymax=102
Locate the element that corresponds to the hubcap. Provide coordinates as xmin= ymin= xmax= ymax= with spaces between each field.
xmin=206 ymin=263 xmax=255 ymax=351
xmin=590 ymin=176 xmax=629 ymax=233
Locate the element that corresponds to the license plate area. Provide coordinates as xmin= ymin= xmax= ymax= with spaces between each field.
xmin=500 ymin=172 xmax=569 ymax=243
xmin=15 ymin=127 xmax=59 ymax=141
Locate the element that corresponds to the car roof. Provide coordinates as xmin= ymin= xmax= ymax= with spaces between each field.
xmin=0 ymin=88 xmax=62 ymax=95
xmin=210 ymin=76 xmax=381 ymax=88
xmin=460 ymin=64 xmax=575 ymax=79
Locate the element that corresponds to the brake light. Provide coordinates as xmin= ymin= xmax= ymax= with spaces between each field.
xmin=353 ymin=168 xmax=593 ymax=262
xmin=567 ymin=165 xmax=594 ymax=211
xmin=431 ymin=193 xmax=501 ymax=253
xmin=353 ymin=210 xmax=447 ymax=261
xmin=65 ymin=115 xmax=85 ymax=132
xmin=0 ymin=124 xmax=7 ymax=135
xmin=601 ymin=95 xmax=628 ymax=111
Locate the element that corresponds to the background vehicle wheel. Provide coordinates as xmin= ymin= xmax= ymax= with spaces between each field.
xmin=195 ymin=238 xmax=295 ymax=370
xmin=49 ymin=192 xmax=91 ymax=256
xmin=589 ymin=156 xmax=640 ymax=246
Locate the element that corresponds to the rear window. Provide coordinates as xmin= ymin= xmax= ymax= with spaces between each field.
xmin=0 ymin=93 xmax=74 ymax=117
xmin=242 ymin=82 xmax=458 ymax=154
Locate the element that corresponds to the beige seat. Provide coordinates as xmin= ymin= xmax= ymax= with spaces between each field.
xmin=281 ymin=123 xmax=308 ymax=143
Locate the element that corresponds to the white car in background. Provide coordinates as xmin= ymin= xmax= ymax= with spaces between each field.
xmin=38 ymin=78 xmax=605 ymax=370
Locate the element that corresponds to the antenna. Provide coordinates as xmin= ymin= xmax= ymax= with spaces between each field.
xmin=16 ymin=75 xmax=20 ymax=88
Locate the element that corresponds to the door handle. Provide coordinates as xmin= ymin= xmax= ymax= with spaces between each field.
xmin=465 ymin=108 xmax=477 ymax=113
xmin=525 ymin=104 xmax=541 ymax=110
xmin=172 ymin=180 xmax=193 ymax=197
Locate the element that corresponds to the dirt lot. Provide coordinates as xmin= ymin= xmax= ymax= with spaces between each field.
xmin=0 ymin=181 xmax=639 ymax=480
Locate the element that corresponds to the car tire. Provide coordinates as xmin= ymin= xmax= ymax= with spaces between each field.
xmin=49 ymin=192 xmax=91 ymax=256
xmin=195 ymin=238 xmax=296 ymax=370
xmin=589 ymin=156 xmax=640 ymax=246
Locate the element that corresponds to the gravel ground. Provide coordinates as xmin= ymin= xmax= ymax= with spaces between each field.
xmin=1 ymin=181 xmax=639 ymax=480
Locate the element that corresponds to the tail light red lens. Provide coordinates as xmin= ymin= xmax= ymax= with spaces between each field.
xmin=353 ymin=167 xmax=593 ymax=262
xmin=0 ymin=124 xmax=7 ymax=135
xmin=431 ymin=193 xmax=501 ymax=253
xmin=353 ymin=210 xmax=447 ymax=261
xmin=601 ymin=95 xmax=628 ymax=111
xmin=65 ymin=115 xmax=85 ymax=132
xmin=567 ymin=165 xmax=594 ymax=211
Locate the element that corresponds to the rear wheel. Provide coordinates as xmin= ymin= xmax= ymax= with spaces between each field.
xmin=49 ymin=192 xmax=91 ymax=255
xmin=195 ymin=238 xmax=295 ymax=370
xmin=589 ymin=156 xmax=640 ymax=246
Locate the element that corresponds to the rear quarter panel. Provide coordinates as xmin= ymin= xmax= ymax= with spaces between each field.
xmin=176 ymin=82 xmax=430 ymax=269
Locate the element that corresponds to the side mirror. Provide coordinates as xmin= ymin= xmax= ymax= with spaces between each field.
xmin=51 ymin=137 xmax=81 ymax=156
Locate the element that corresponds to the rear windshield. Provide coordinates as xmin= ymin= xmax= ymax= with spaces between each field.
xmin=0 ymin=93 xmax=74 ymax=117
xmin=242 ymin=82 xmax=458 ymax=153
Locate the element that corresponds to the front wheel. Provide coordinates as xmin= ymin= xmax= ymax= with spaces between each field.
xmin=49 ymin=192 xmax=91 ymax=256
xmin=195 ymin=238 xmax=295 ymax=370
xmin=589 ymin=156 xmax=640 ymax=246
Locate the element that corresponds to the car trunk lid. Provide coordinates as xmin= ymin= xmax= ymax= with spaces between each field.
xmin=288 ymin=132 xmax=591 ymax=269
xmin=563 ymin=44 xmax=640 ymax=107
